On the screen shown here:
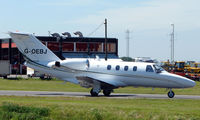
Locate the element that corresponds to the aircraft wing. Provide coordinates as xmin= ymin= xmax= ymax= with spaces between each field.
xmin=76 ymin=76 xmax=118 ymax=89
xmin=49 ymin=62 xmax=119 ymax=89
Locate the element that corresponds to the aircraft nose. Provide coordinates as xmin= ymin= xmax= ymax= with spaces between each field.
xmin=178 ymin=76 xmax=196 ymax=88
xmin=162 ymin=72 xmax=196 ymax=88
xmin=185 ymin=79 xmax=196 ymax=88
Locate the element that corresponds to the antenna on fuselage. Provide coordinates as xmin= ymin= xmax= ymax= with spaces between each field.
xmin=104 ymin=18 xmax=108 ymax=61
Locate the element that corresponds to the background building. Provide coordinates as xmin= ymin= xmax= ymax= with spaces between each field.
xmin=0 ymin=35 xmax=118 ymax=75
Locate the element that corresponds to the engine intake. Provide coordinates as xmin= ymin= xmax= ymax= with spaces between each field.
xmin=55 ymin=61 xmax=60 ymax=67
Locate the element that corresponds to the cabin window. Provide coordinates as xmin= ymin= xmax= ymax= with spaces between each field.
xmin=146 ymin=65 xmax=154 ymax=72
xmin=116 ymin=65 xmax=120 ymax=71
xmin=133 ymin=66 xmax=137 ymax=71
xmin=124 ymin=66 xmax=128 ymax=71
xmin=107 ymin=65 xmax=111 ymax=70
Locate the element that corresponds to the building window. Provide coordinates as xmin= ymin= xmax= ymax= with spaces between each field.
xmin=107 ymin=65 xmax=111 ymax=70
xmin=76 ymin=42 xmax=88 ymax=52
xmin=1 ymin=48 xmax=9 ymax=60
xmin=1 ymin=43 xmax=16 ymax=48
xmin=146 ymin=65 xmax=154 ymax=72
xmin=89 ymin=43 xmax=102 ymax=52
xmin=1 ymin=43 xmax=9 ymax=48
xmin=124 ymin=66 xmax=128 ymax=71
xmin=62 ymin=42 xmax=74 ymax=52
xmin=104 ymin=43 xmax=116 ymax=53
xmin=47 ymin=42 xmax=59 ymax=51
xmin=116 ymin=65 xmax=120 ymax=71
xmin=133 ymin=66 xmax=137 ymax=71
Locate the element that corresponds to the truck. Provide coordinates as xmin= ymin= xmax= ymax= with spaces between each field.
xmin=184 ymin=63 xmax=200 ymax=81
xmin=26 ymin=67 xmax=34 ymax=77
xmin=161 ymin=61 xmax=173 ymax=72
xmin=174 ymin=61 xmax=185 ymax=72
xmin=26 ymin=68 xmax=51 ymax=79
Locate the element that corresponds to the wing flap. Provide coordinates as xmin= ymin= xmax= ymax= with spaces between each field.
xmin=76 ymin=76 xmax=118 ymax=89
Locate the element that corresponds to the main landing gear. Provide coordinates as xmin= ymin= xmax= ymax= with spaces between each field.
xmin=103 ymin=89 xmax=112 ymax=96
xmin=167 ymin=89 xmax=175 ymax=98
xmin=90 ymin=81 xmax=101 ymax=96
xmin=90 ymin=88 xmax=112 ymax=97
xmin=90 ymin=89 xmax=99 ymax=96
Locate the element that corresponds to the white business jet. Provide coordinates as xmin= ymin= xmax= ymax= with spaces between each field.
xmin=9 ymin=32 xmax=195 ymax=98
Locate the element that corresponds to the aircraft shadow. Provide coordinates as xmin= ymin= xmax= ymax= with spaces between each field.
xmin=36 ymin=93 xmax=136 ymax=97
xmin=36 ymin=93 xmax=65 ymax=96
xmin=84 ymin=94 xmax=137 ymax=97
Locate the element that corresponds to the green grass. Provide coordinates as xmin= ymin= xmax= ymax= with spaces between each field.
xmin=0 ymin=102 xmax=50 ymax=120
xmin=0 ymin=78 xmax=200 ymax=119
xmin=0 ymin=78 xmax=88 ymax=92
xmin=0 ymin=96 xmax=199 ymax=120
xmin=0 ymin=78 xmax=199 ymax=95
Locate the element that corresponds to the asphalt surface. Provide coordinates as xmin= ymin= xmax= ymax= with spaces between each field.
xmin=0 ymin=90 xmax=200 ymax=99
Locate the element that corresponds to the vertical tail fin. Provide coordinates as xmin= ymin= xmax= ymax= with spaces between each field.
xmin=9 ymin=32 xmax=60 ymax=62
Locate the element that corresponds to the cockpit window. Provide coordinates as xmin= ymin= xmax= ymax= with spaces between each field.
xmin=153 ymin=65 xmax=164 ymax=73
xmin=107 ymin=65 xmax=111 ymax=70
xmin=133 ymin=66 xmax=137 ymax=71
xmin=146 ymin=65 xmax=154 ymax=72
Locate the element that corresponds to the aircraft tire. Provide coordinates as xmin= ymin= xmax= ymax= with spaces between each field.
xmin=90 ymin=89 xmax=98 ymax=97
xmin=167 ymin=90 xmax=175 ymax=98
xmin=103 ymin=90 xmax=111 ymax=96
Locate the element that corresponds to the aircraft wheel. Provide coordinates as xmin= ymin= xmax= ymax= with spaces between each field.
xmin=90 ymin=89 xmax=99 ymax=97
xmin=167 ymin=90 xmax=175 ymax=98
xmin=103 ymin=90 xmax=112 ymax=96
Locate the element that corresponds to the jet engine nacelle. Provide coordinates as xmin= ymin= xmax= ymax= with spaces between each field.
xmin=48 ymin=59 xmax=89 ymax=70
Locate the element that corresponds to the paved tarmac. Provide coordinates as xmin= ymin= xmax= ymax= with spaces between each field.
xmin=0 ymin=90 xmax=200 ymax=99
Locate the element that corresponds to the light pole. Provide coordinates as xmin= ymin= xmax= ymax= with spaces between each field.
xmin=171 ymin=24 xmax=174 ymax=63
xmin=104 ymin=19 xmax=108 ymax=61
xmin=126 ymin=29 xmax=130 ymax=57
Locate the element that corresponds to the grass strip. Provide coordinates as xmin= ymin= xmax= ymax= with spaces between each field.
xmin=0 ymin=96 xmax=199 ymax=120
xmin=0 ymin=102 xmax=50 ymax=120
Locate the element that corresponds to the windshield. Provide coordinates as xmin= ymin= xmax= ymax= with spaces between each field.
xmin=191 ymin=64 xmax=195 ymax=67
xmin=153 ymin=65 xmax=164 ymax=73
xmin=176 ymin=62 xmax=184 ymax=68
xmin=197 ymin=64 xmax=200 ymax=68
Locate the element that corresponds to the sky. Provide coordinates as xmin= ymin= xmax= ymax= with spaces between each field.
xmin=0 ymin=0 xmax=200 ymax=61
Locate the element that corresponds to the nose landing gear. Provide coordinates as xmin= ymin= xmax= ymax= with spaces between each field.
xmin=167 ymin=89 xmax=175 ymax=98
